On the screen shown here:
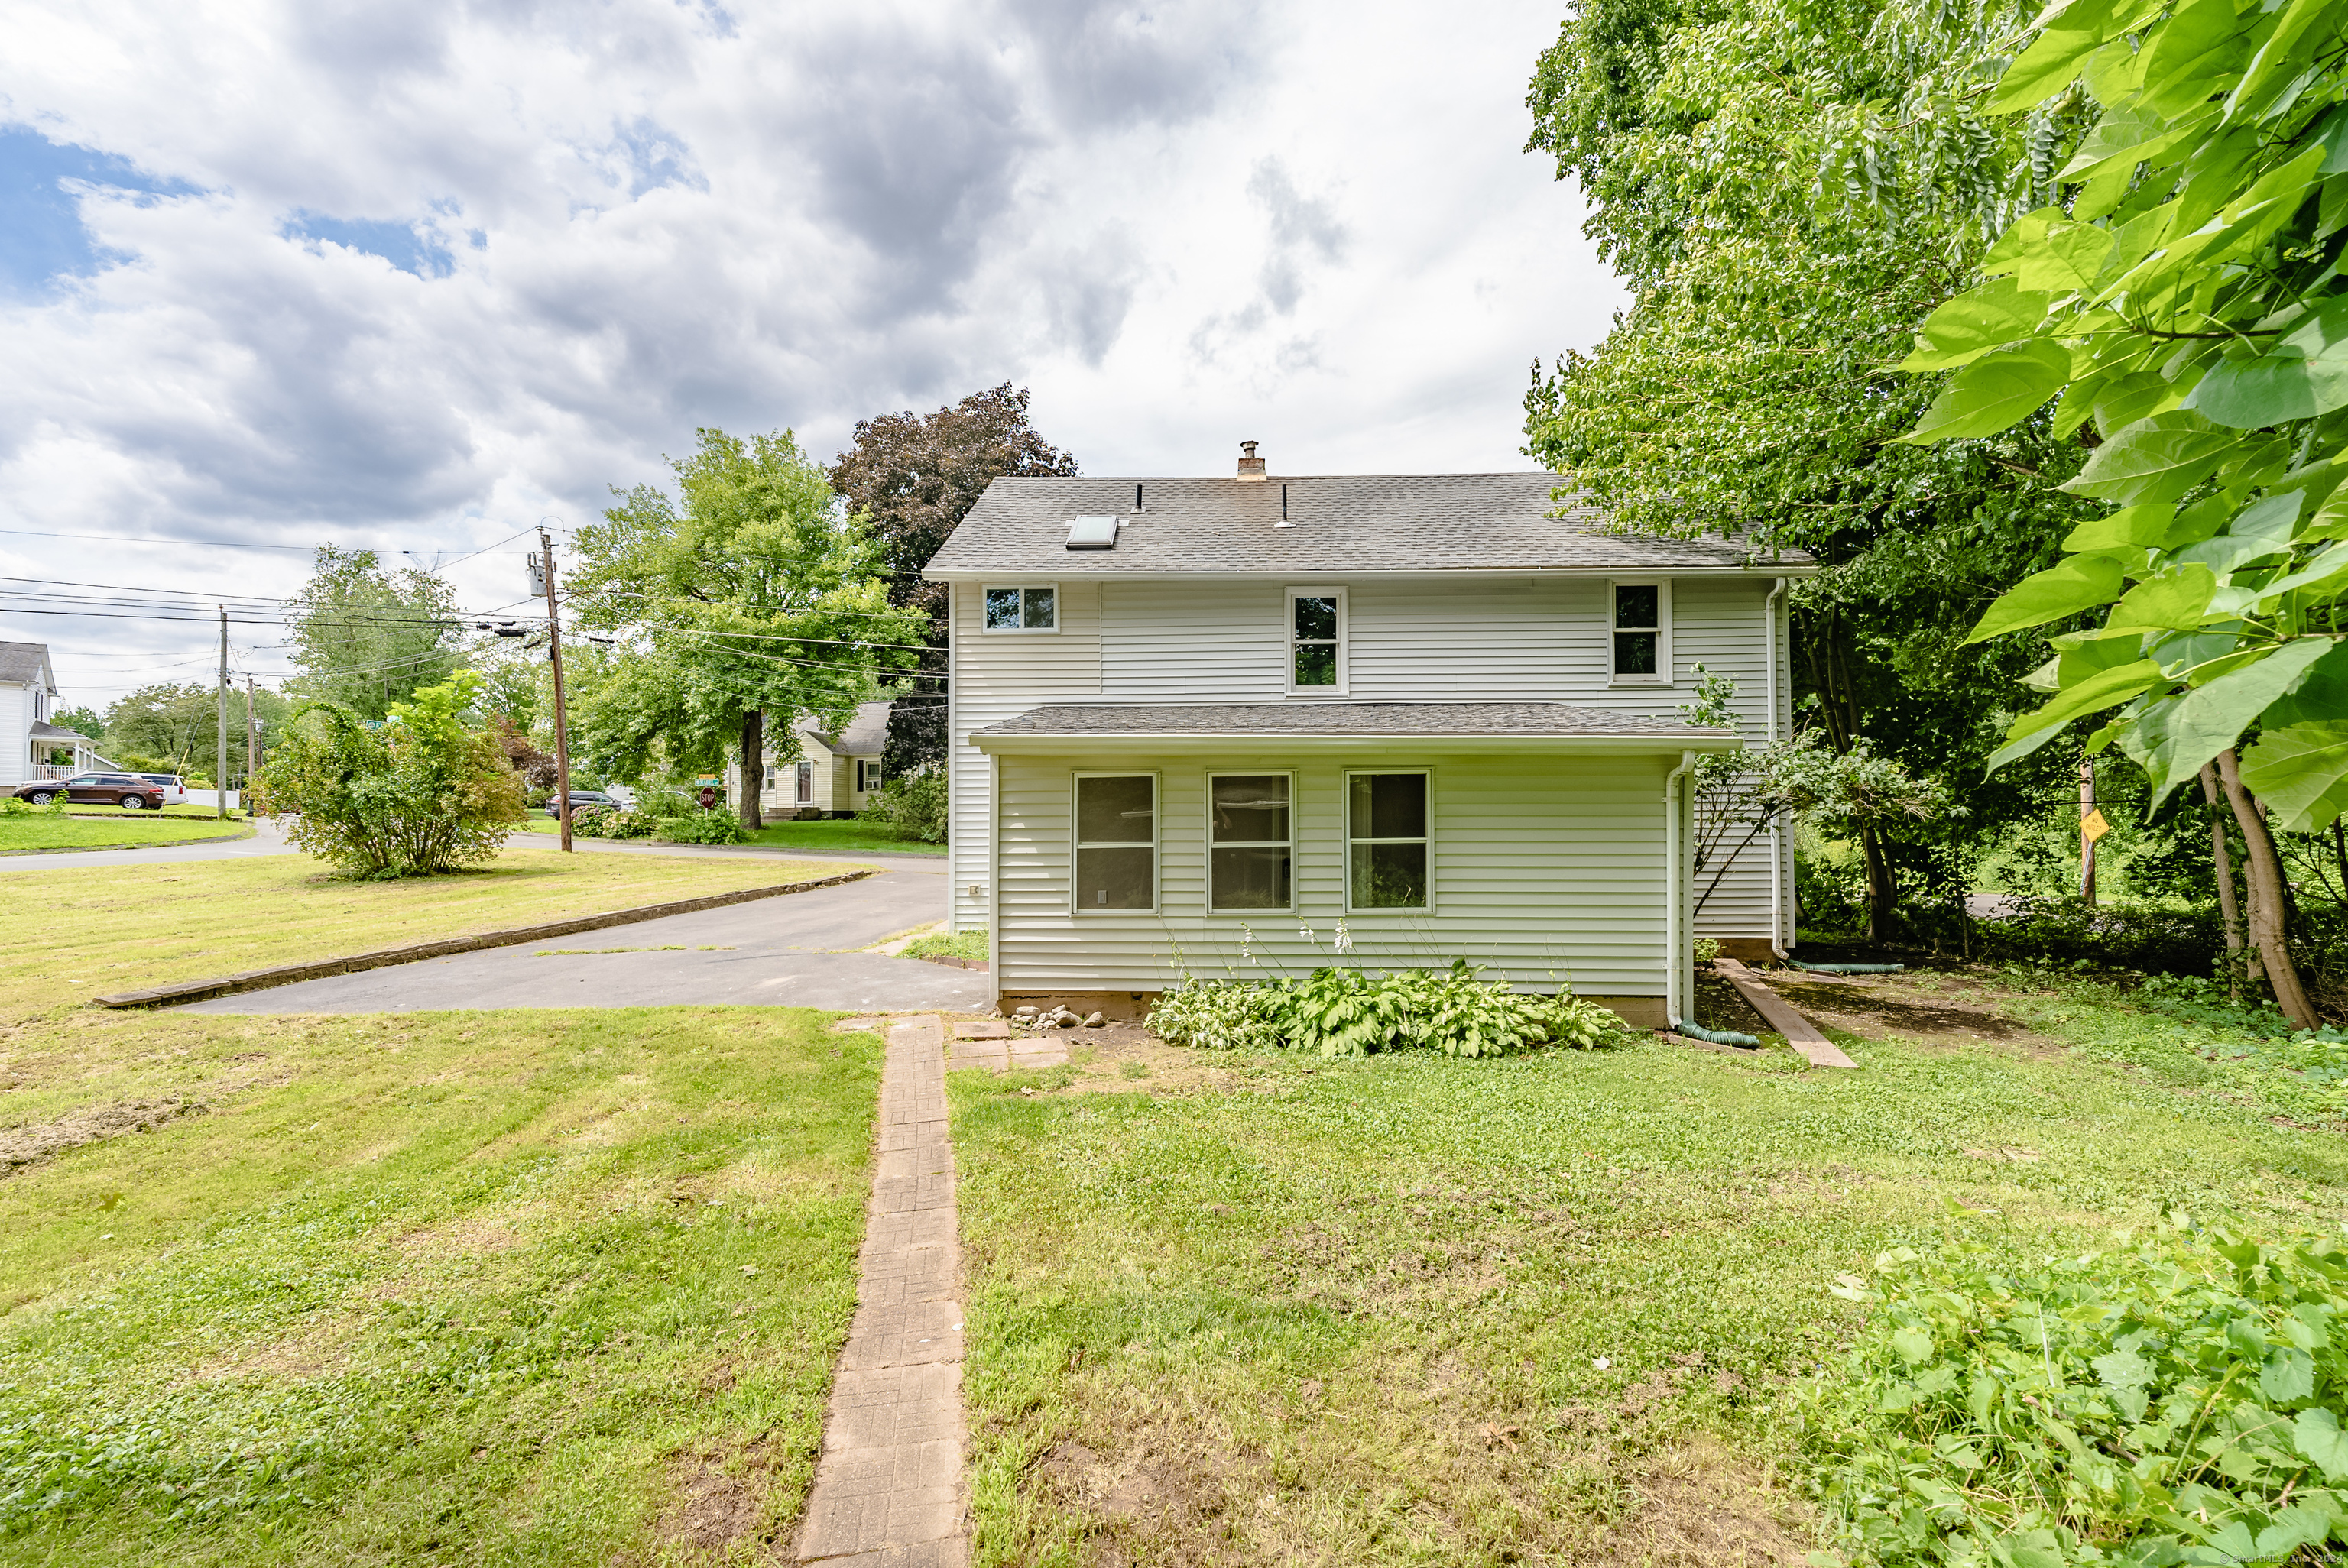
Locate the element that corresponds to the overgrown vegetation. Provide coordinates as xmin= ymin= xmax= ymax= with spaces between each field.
xmin=1150 ymin=961 xmax=1624 ymax=1057
xmin=859 ymin=767 xmax=947 ymax=844
xmin=256 ymin=672 xmax=525 ymax=877
xmin=1806 ymin=1213 xmax=2348 ymax=1566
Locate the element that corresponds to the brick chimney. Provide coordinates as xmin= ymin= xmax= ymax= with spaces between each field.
xmin=1236 ymin=440 xmax=1266 ymax=481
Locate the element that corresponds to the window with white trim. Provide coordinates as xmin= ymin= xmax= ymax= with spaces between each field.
xmin=1610 ymin=582 xmax=1669 ymax=682
xmin=796 ymin=761 xmax=814 ymax=803
xmin=984 ymin=585 xmax=1057 ymax=632
xmin=1288 ymin=587 xmax=1344 ymax=692
xmin=1074 ymin=773 xmax=1156 ymax=911
xmin=1347 ymin=771 xmax=1429 ymax=909
xmin=856 ymin=760 xmax=880 ymax=792
xmin=1208 ymin=773 xmax=1292 ymax=912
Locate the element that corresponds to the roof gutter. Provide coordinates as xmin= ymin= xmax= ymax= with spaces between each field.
xmin=1665 ymin=748 xmax=1698 ymax=1029
xmin=923 ymin=565 xmax=1821 ymax=584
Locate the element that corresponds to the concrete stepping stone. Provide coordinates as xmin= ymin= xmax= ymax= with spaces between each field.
xmin=950 ymin=1020 xmax=1009 ymax=1038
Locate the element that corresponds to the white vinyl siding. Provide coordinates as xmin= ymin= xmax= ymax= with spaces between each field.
xmin=950 ymin=580 xmax=1103 ymax=931
xmin=992 ymin=747 xmax=1674 ymax=998
xmin=963 ymin=572 xmax=1789 ymax=944
xmin=1 ymin=684 xmax=27 ymax=786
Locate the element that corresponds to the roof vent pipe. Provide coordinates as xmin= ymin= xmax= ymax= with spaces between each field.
xmin=1237 ymin=440 xmax=1267 ymax=481
xmin=1275 ymin=482 xmax=1292 ymax=528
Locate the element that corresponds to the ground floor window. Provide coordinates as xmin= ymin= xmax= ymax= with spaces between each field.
xmin=1208 ymin=773 xmax=1292 ymax=911
xmin=1348 ymin=771 xmax=1429 ymax=909
xmin=796 ymin=761 xmax=813 ymax=804
xmin=1074 ymin=773 xmax=1156 ymax=911
xmin=856 ymin=760 xmax=880 ymax=792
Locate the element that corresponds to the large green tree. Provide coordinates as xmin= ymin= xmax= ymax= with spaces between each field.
xmin=829 ymin=384 xmax=1078 ymax=772
xmin=102 ymin=682 xmax=294 ymax=784
xmin=1898 ymin=0 xmax=2348 ymax=1025
xmin=569 ymin=428 xmax=925 ymax=830
xmin=284 ymin=546 xmax=463 ymax=720
xmin=1523 ymin=0 xmax=2103 ymax=929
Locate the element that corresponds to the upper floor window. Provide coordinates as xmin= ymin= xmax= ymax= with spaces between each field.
xmin=1610 ymin=582 xmax=1669 ymax=684
xmin=984 ymin=585 xmax=1057 ymax=632
xmin=1288 ymin=587 xmax=1345 ymax=692
xmin=857 ymin=760 xmax=881 ymax=792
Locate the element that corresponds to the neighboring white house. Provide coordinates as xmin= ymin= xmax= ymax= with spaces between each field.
xmin=923 ymin=452 xmax=1816 ymax=1029
xmin=727 ymin=700 xmax=892 ymax=820
xmin=0 ymin=640 xmax=110 ymax=788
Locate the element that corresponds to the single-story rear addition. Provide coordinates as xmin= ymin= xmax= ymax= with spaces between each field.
xmin=922 ymin=450 xmax=1815 ymax=1030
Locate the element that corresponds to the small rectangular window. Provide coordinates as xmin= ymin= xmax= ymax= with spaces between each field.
xmin=1074 ymin=774 xmax=1156 ymax=912
xmin=1348 ymin=771 xmax=1429 ymax=909
xmin=1612 ymin=582 xmax=1664 ymax=680
xmin=857 ymin=760 xmax=880 ymax=792
xmin=796 ymin=761 xmax=814 ymax=803
xmin=984 ymin=585 xmax=1057 ymax=632
xmin=1288 ymin=587 xmax=1344 ymax=692
xmin=1208 ymin=773 xmax=1292 ymax=912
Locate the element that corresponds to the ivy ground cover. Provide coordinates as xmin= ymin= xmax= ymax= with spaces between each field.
xmin=948 ymin=999 xmax=2348 ymax=1566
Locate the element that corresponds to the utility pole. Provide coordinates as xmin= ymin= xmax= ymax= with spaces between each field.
xmin=216 ymin=607 xmax=229 ymax=820
xmin=245 ymin=675 xmax=258 ymax=799
xmin=533 ymin=530 xmax=575 ymax=852
xmin=2079 ymin=755 xmax=2103 ymax=905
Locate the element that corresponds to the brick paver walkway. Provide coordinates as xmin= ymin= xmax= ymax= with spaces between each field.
xmin=798 ymin=1015 xmax=969 ymax=1566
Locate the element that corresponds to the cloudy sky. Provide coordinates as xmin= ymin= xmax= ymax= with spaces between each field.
xmin=1 ymin=0 xmax=1621 ymax=710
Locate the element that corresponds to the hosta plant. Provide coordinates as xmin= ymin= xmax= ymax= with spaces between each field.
xmin=1149 ymin=961 xmax=1623 ymax=1058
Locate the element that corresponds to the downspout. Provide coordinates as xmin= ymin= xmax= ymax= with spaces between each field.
xmin=1664 ymin=748 xmax=1698 ymax=1027
xmin=1763 ymin=576 xmax=1789 ymax=961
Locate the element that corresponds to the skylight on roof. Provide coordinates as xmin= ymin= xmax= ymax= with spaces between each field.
xmin=1065 ymin=515 xmax=1119 ymax=550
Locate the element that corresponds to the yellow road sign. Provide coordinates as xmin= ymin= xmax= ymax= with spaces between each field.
xmin=2082 ymin=808 xmax=2111 ymax=844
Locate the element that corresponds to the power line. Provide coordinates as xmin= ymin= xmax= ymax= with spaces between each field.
xmin=0 ymin=526 xmax=540 ymax=555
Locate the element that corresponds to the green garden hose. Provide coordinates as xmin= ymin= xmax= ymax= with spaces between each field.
xmin=1790 ymin=959 xmax=1905 ymax=974
xmin=1675 ymin=1019 xmax=1760 ymax=1048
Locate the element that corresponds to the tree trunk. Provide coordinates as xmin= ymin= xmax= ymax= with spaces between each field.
xmin=739 ymin=709 xmax=765 ymax=833
xmin=2215 ymin=747 xmax=2317 ymax=1029
xmin=1860 ymin=822 xmax=1892 ymax=943
xmin=2200 ymin=763 xmax=2246 ymax=1002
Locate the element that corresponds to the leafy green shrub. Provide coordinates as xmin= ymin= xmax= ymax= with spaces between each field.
xmin=862 ymin=768 xmax=945 ymax=844
xmin=1150 ymin=961 xmax=1623 ymax=1058
xmin=1804 ymin=1213 xmax=2348 ymax=1567
xmin=254 ymin=672 xmax=526 ymax=877
xmin=653 ymin=808 xmax=750 ymax=845
xmin=567 ymin=804 xmax=656 ymax=841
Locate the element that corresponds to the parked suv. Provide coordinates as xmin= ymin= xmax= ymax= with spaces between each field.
xmin=12 ymin=773 xmax=170 ymax=810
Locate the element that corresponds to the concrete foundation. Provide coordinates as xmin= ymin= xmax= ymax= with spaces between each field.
xmin=997 ymin=990 xmax=1670 ymax=1032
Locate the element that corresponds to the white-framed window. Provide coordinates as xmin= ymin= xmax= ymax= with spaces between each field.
xmin=1072 ymin=773 xmax=1156 ymax=912
xmin=1346 ymin=769 xmax=1429 ymax=911
xmin=983 ymin=584 xmax=1058 ymax=633
xmin=1609 ymin=581 xmax=1671 ymax=684
xmin=1208 ymin=772 xmax=1293 ymax=912
xmin=856 ymin=760 xmax=880 ymax=792
xmin=1287 ymin=586 xmax=1346 ymax=693
xmin=796 ymin=760 xmax=814 ymax=804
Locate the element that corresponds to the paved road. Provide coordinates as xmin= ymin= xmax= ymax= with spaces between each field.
xmin=186 ymin=859 xmax=985 ymax=1015
xmin=0 ymin=818 xmax=300 ymax=871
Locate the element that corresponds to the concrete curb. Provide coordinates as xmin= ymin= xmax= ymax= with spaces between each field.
xmin=92 ymin=868 xmax=877 ymax=1009
xmin=3 ymin=824 xmax=258 ymax=857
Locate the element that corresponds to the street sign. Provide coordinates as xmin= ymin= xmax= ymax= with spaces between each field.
xmin=2082 ymin=808 xmax=2111 ymax=844
xmin=698 ymin=786 xmax=717 ymax=810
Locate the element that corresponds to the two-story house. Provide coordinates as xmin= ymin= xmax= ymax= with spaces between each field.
xmin=923 ymin=449 xmax=1815 ymax=1029
xmin=2 ymin=640 xmax=109 ymax=789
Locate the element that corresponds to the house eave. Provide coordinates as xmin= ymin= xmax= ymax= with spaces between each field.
xmin=974 ymin=732 xmax=1743 ymax=756
xmin=924 ymin=563 xmax=1818 ymax=583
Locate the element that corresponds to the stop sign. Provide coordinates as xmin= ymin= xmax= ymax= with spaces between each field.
xmin=698 ymin=786 xmax=717 ymax=810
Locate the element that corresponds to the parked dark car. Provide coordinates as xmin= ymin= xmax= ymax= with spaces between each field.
xmin=542 ymin=790 xmax=619 ymax=816
xmin=12 ymin=773 xmax=168 ymax=810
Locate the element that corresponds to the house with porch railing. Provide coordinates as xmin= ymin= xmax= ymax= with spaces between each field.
xmin=2 ymin=641 xmax=113 ymax=785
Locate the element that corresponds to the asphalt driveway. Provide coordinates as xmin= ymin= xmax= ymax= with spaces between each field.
xmin=185 ymin=859 xmax=989 ymax=1015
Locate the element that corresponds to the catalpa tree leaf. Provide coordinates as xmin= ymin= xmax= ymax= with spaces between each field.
xmin=2108 ymin=563 xmax=2218 ymax=630
xmin=1987 ymin=658 xmax=2164 ymax=777
xmin=2061 ymin=411 xmax=2239 ymax=506
xmin=1899 ymin=279 xmax=2054 ymax=371
xmin=2187 ymin=293 xmax=2348 ymax=428
xmin=2241 ymin=720 xmax=2348 ymax=831
xmin=2135 ymin=638 xmax=2338 ymax=800
xmin=1966 ymin=555 xmax=2129 ymax=642
xmin=1896 ymin=340 xmax=2072 ymax=442
xmin=1981 ymin=209 xmax=2116 ymax=293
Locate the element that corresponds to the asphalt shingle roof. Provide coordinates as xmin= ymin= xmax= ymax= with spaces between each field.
xmin=0 ymin=641 xmax=52 ymax=685
xmin=974 ymin=702 xmax=1734 ymax=740
xmin=923 ymin=472 xmax=1812 ymax=577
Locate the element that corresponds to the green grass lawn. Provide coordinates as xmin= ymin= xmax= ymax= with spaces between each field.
xmin=7 ymin=844 xmax=850 ymax=1016
xmin=0 ymin=848 xmax=887 ymax=1562
xmin=520 ymin=815 xmax=945 ymax=856
xmin=901 ymin=925 xmax=985 ymax=962
xmin=946 ymin=981 xmax=2348 ymax=1565
xmin=0 ymin=815 xmax=249 ymax=853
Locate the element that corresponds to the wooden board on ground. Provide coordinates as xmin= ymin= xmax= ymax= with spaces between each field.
xmin=1713 ymin=958 xmax=1859 ymax=1070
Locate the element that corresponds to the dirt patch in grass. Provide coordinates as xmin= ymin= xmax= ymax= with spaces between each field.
xmin=1028 ymin=1421 xmax=1247 ymax=1566
xmin=655 ymin=1446 xmax=781 ymax=1556
xmin=1770 ymin=975 xmax=2064 ymax=1057
xmin=0 ymin=1093 xmax=207 ymax=1175
xmin=1577 ymin=1439 xmax=1813 ymax=1566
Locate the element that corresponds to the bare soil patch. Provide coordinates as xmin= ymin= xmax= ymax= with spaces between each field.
xmin=0 ymin=1094 xmax=206 ymax=1176
xmin=1770 ymin=974 xmax=2064 ymax=1057
xmin=1574 ymin=1440 xmax=1815 ymax=1566
xmin=653 ymin=1445 xmax=785 ymax=1558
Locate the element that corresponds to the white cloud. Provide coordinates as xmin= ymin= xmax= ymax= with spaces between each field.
xmin=0 ymin=0 xmax=1623 ymax=706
